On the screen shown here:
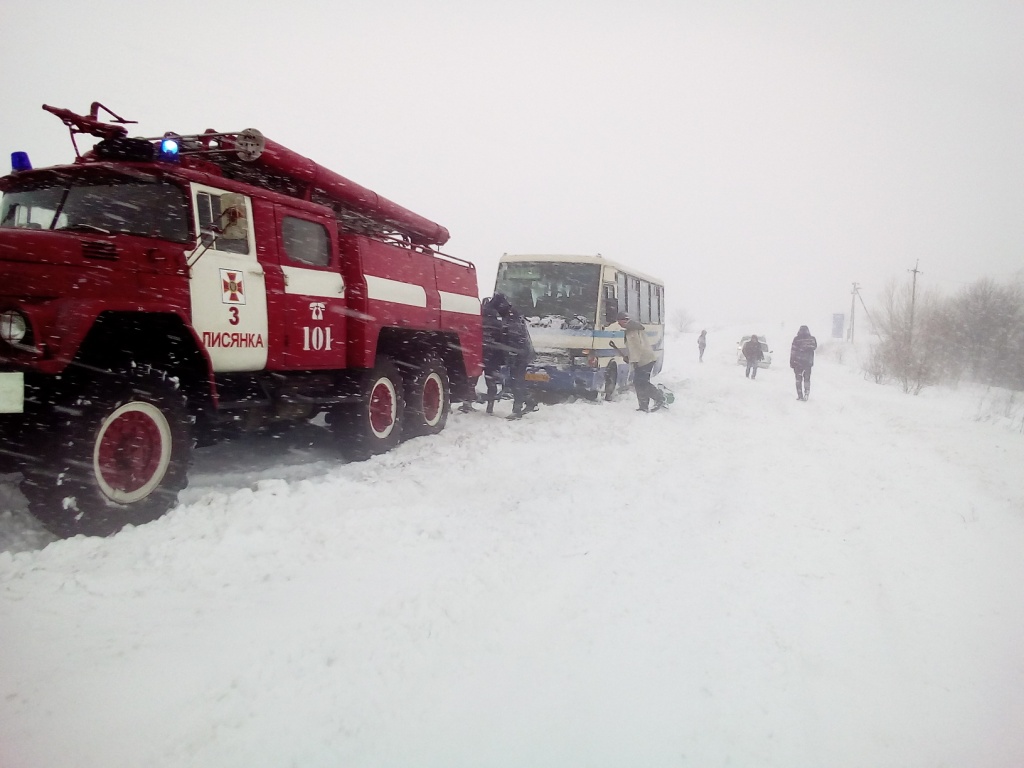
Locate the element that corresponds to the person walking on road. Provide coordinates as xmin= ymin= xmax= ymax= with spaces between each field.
xmin=742 ymin=335 xmax=764 ymax=379
xmin=790 ymin=325 xmax=818 ymax=401
xmin=697 ymin=329 xmax=707 ymax=362
xmin=617 ymin=311 xmax=666 ymax=412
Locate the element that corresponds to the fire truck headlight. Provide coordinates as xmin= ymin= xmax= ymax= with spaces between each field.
xmin=0 ymin=311 xmax=28 ymax=344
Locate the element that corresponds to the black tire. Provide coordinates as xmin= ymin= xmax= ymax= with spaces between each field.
xmin=20 ymin=367 xmax=191 ymax=538
xmin=404 ymin=357 xmax=450 ymax=438
xmin=334 ymin=359 xmax=404 ymax=461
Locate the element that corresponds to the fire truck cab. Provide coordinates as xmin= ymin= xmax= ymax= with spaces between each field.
xmin=0 ymin=102 xmax=483 ymax=537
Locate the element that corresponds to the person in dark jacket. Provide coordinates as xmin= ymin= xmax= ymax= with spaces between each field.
xmin=790 ymin=325 xmax=818 ymax=400
xmin=505 ymin=307 xmax=538 ymax=419
xmin=461 ymin=293 xmax=514 ymax=414
xmin=742 ymin=335 xmax=764 ymax=379
xmin=697 ymin=330 xmax=707 ymax=362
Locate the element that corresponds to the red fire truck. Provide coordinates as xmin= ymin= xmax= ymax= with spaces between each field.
xmin=0 ymin=102 xmax=483 ymax=537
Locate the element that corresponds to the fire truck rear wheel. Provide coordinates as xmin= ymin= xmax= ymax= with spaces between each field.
xmin=21 ymin=368 xmax=192 ymax=538
xmin=404 ymin=358 xmax=450 ymax=438
xmin=335 ymin=359 xmax=405 ymax=461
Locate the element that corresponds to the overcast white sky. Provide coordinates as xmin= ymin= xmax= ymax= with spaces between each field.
xmin=3 ymin=0 xmax=1023 ymax=331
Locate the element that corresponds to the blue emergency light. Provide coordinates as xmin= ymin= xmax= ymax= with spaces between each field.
xmin=11 ymin=151 xmax=32 ymax=172
xmin=159 ymin=136 xmax=180 ymax=162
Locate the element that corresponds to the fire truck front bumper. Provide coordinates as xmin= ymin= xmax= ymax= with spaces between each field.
xmin=0 ymin=372 xmax=24 ymax=413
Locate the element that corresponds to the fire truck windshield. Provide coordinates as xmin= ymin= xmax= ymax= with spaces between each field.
xmin=0 ymin=176 xmax=190 ymax=242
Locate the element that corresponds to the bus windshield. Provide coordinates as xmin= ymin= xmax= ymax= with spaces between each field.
xmin=495 ymin=261 xmax=601 ymax=324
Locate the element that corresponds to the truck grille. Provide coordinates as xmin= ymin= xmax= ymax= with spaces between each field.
xmin=80 ymin=240 xmax=118 ymax=261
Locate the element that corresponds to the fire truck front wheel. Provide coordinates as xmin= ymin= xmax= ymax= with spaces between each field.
xmin=21 ymin=368 xmax=192 ymax=538
xmin=404 ymin=357 xmax=450 ymax=438
xmin=334 ymin=359 xmax=405 ymax=461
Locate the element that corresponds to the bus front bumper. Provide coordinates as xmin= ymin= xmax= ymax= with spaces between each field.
xmin=523 ymin=364 xmax=605 ymax=395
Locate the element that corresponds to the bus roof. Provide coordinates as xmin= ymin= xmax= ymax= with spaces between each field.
xmin=499 ymin=253 xmax=664 ymax=286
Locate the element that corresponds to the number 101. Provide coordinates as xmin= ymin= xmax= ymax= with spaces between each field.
xmin=302 ymin=326 xmax=333 ymax=351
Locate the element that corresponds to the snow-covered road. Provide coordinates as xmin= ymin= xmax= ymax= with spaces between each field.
xmin=3 ymin=329 xmax=1023 ymax=767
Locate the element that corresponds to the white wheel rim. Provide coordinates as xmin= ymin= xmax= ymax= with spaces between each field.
xmin=92 ymin=401 xmax=173 ymax=504
xmin=421 ymin=372 xmax=445 ymax=427
xmin=368 ymin=377 xmax=398 ymax=439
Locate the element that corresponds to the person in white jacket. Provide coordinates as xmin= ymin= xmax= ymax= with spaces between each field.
xmin=617 ymin=311 xmax=666 ymax=412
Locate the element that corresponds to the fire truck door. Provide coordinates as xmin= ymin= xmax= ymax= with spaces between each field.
xmin=274 ymin=207 xmax=346 ymax=369
xmin=188 ymin=184 xmax=269 ymax=372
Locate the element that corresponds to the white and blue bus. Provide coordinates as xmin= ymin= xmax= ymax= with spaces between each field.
xmin=494 ymin=253 xmax=665 ymax=400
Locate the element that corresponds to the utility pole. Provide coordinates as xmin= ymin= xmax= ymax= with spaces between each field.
xmin=854 ymin=284 xmax=873 ymax=330
xmin=908 ymin=260 xmax=922 ymax=347
xmin=849 ymin=282 xmax=859 ymax=343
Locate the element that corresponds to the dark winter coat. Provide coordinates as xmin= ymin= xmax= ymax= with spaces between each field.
xmin=789 ymin=326 xmax=818 ymax=371
xmin=505 ymin=310 xmax=536 ymax=373
xmin=742 ymin=337 xmax=764 ymax=363
xmin=481 ymin=295 xmax=510 ymax=372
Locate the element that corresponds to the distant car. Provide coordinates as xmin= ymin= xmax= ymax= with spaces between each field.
xmin=736 ymin=336 xmax=773 ymax=368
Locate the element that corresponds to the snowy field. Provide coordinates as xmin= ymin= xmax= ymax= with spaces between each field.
xmin=2 ymin=327 xmax=1023 ymax=768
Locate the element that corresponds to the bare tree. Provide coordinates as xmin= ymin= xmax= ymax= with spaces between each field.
xmin=866 ymin=278 xmax=940 ymax=394
xmin=866 ymin=274 xmax=1024 ymax=394
xmin=670 ymin=307 xmax=696 ymax=333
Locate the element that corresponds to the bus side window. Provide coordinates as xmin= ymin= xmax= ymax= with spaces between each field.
xmin=603 ymin=283 xmax=618 ymax=325
xmin=616 ymin=272 xmax=628 ymax=317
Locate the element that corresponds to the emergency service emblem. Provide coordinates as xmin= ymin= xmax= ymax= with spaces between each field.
xmin=220 ymin=269 xmax=246 ymax=305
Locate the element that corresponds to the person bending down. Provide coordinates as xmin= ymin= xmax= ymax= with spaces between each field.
xmin=617 ymin=312 xmax=666 ymax=412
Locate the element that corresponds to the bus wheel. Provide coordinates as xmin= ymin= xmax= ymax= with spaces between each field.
xmin=335 ymin=359 xmax=404 ymax=460
xmin=405 ymin=357 xmax=450 ymax=438
xmin=21 ymin=367 xmax=191 ymax=538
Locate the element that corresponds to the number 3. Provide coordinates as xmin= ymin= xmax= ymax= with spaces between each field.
xmin=228 ymin=307 xmax=240 ymax=326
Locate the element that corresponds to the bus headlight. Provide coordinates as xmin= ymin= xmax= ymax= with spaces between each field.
xmin=0 ymin=311 xmax=28 ymax=344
